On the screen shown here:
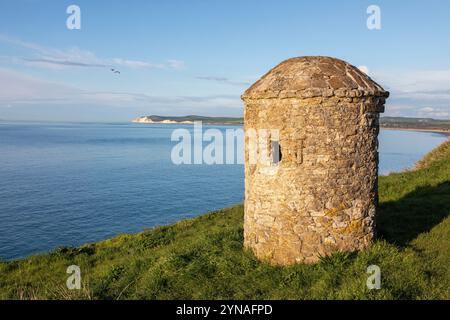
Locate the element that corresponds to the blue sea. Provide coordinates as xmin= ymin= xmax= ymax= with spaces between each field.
xmin=0 ymin=122 xmax=447 ymax=260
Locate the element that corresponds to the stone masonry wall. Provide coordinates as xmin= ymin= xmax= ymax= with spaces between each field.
xmin=243 ymin=95 xmax=385 ymax=265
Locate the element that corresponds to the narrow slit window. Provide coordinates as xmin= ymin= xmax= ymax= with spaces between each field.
xmin=271 ymin=140 xmax=282 ymax=164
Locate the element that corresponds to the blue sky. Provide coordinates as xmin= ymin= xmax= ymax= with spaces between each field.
xmin=1 ymin=0 xmax=450 ymax=121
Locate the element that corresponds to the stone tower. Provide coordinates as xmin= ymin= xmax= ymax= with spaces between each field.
xmin=242 ymin=56 xmax=389 ymax=265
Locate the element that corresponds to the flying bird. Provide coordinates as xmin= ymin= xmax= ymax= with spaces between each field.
xmin=110 ymin=68 xmax=121 ymax=74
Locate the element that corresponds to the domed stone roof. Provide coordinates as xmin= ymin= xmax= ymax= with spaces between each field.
xmin=242 ymin=56 xmax=389 ymax=100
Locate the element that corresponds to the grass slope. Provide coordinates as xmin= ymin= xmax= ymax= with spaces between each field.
xmin=1 ymin=142 xmax=450 ymax=300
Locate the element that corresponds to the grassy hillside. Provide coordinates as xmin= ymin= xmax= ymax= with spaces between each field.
xmin=1 ymin=141 xmax=450 ymax=300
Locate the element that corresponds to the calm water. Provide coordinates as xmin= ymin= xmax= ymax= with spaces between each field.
xmin=0 ymin=122 xmax=447 ymax=259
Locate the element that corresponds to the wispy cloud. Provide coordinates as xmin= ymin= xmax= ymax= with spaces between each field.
xmin=0 ymin=34 xmax=184 ymax=71
xmin=357 ymin=65 xmax=370 ymax=75
xmin=196 ymin=76 xmax=251 ymax=87
xmin=0 ymin=68 xmax=241 ymax=111
xmin=370 ymin=68 xmax=450 ymax=118
xmin=417 ymin=106 xmax=449 ymax=118
xmin=23 ymin=58 xmax=109 ymax=68
xmin=373 ymin=69 xmax=450 ymax=97
xmin=167 ymin=59 xmax=185 ymax=70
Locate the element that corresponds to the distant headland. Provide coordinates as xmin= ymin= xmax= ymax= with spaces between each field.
xmin=132 ymin=115 xmax=243 ymax=125
xmin=132 ymin=115 xmax=450 ymax=134
xmin=380 ymin=116 xmax=450 ymax=135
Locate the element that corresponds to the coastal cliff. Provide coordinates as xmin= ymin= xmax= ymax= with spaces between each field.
xmin=133 ymin=116 xmax=193 ymax=124
xmin=132 ymin=115 xmax=243 ymax=125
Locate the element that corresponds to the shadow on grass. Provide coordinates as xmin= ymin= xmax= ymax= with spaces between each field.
xmin=377 ymin=181 xmax=450 ymax=246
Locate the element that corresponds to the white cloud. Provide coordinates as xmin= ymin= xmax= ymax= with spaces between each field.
xmin=166 ymin=59 xmax=185 ymax=70
xmin=0 ymin=34 xmax=184 ymax=71
xmin=371 ymin=69 xmax=450 ymax=118
xmin=419 ymin=107 xmax=434 ymax=113
xmin=0 ymin=68 xmax=241 ymax=111
xmin=0 ymin=68 xmax=80 ymax=103
xmin=372 ymin=69 xmax=450 ymax=95
xmin=196 ymin=76 xmax=251 ymax=87
xmin=418 ymin=106 xmax=449 ymax=118
xmin=357 ymin=65 xmax=369 ymax=75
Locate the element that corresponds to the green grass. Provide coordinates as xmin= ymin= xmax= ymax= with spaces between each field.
xmin=1 ymin=142 xmax=450 ymax=300
xmin=416 ymin=140 xmax=450 ymax=169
